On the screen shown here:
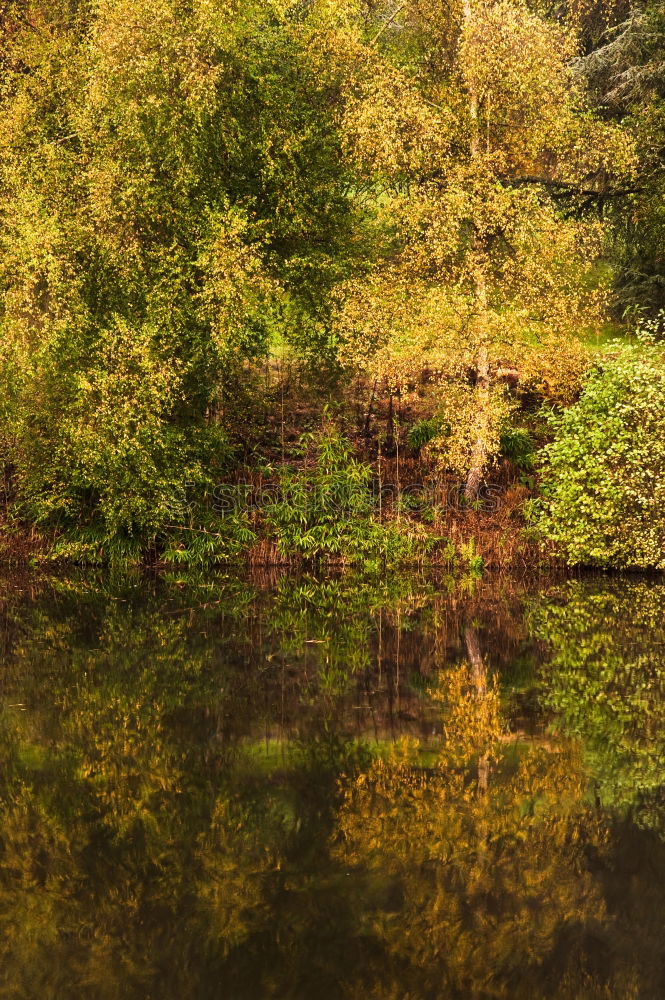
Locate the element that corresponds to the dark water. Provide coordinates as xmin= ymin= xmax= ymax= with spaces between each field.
xmin=0 ymin=569 xmax=664 ymax=999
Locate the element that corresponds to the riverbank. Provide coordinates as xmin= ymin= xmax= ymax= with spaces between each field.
xmin=0 ymin=480 xmax=546 ymax=573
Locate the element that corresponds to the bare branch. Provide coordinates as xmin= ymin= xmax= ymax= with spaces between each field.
xmin=370 ymin=4 xmax=406 ymax=46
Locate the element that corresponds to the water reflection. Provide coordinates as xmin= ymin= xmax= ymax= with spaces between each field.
xmin=534 ymin=578 xmax=665 ymax=833
xmin=0 ymin=570 xmax=662 ymax=997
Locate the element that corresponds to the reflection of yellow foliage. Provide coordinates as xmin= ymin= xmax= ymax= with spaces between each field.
xmin=333 ymin=668 xmax=624 ymax=998
xmin=433 ymin=661 xmax=503 ymax=765
xmin=196 ymin=797 xmax=271 ymax=954
xmin=0 ymin=572 xmax=657 ymax=998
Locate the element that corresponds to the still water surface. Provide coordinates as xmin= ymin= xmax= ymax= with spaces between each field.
xmin=0 ymin=569 xmax=664 ymax=999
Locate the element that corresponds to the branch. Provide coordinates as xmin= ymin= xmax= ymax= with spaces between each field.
xmin=370 ymin=4 xmax=406 ymax=46
xmin=508 ymin=174 xmax=642 ymax=199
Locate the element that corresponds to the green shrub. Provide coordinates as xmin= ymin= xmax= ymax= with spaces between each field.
xmin=3 ymin=318 xmax=245 ymax=565
xmin=499 ymin=427 xmax=535 ymax=472
xmin=535 ymin=337 xmax=665 ymax=569
xmin=264 ymin=423 xmax=436 ymax=565
xmin=408 ymin=418 xmax=442 ymax=454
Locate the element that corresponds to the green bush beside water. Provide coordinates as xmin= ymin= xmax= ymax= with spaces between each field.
xmin=534 ymin=337 xmax=665 ymax=570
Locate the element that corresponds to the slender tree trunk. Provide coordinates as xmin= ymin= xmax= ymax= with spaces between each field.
xmin=463 ymin=0 xmax=491 ymax=503
xmin=465 ymin=340 xmax=490 ymax=501
xmin=386 ymin=392 xmax=394 ymax=454
xmin=363 ymin=378 xmax=378 ymax=437
xmin=464 ymin=0 xmax=480 ymax=156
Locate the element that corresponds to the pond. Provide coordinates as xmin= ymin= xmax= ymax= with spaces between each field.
xmin=0 ymin=568 xmax=664 ymax=999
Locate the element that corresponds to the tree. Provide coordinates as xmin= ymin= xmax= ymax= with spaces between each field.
xmin=335 ymin=0 xmax=632 ymax=496
xmin=579 ymin=1 xmax=665 ymax=313
xmin=0 ymin=0 xmax=368 ymax=558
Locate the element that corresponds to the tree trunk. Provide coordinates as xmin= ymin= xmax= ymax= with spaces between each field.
xmin=363 ymin=378 xmax=378 ymax=437
xmin=465 ymin=341 xmax=490 ymax=502
xmin=463 ymin=0 xmax=491 ymax=504
xmin=385 ymin=392 xmax=395 ymax=455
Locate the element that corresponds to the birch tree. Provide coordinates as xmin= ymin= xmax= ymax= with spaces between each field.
xmin=336 ymin=0 xmax=634 ymax=496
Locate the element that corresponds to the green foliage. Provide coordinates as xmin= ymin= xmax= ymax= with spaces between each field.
xmin=500 ymin=426 xmax=535 ymax=471
xmin=0 ymin=0 xmax=365 ymax=559
xmin=161 ymin=516 xmax=257 ymax=570
xmin=10 ymin=318 xmax=235 ymax=535
xmin=408 ymin=417 xmax=444 ymax=454
xmin=580 ymin=1 xmax=665 ymax=312
xmin=459 ymin=537 xmax=485 ymax=577
xmin=264 ymin=423 xmax=436 ymax=565
xmin=533 ymin=579 xmax=665 ymax=833
xmin=535 ymin=336 xmax=665 ymax=569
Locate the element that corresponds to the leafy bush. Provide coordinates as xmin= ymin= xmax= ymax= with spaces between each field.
xmin=535 ymin=337 xmax=665 ymax=569
xmin=2 ymin=318 xmax=245 ymax=564
xmin=264 ymin=424 xmax=436 ymax=565
xmin=408 ymin=418 xmax=443 ymax=454
xmin=499 ymin=427 xmax=535 ymax=471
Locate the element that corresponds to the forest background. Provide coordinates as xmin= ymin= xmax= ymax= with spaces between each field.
xmin=1 ymin=0 xmax=665 ymax=571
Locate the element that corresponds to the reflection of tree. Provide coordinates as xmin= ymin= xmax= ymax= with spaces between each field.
xmin=333 ymin=662 xmax=637 ymax=1000
xmin=0 ymin=571 xmax=663 ymax=997
xmin=533 ymin=579 xmax=665 ymax=830
xmin=0 ymin=570 xmax=445 ymax=998
xmin=462 ymin=623 xmax=491 ymax=791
